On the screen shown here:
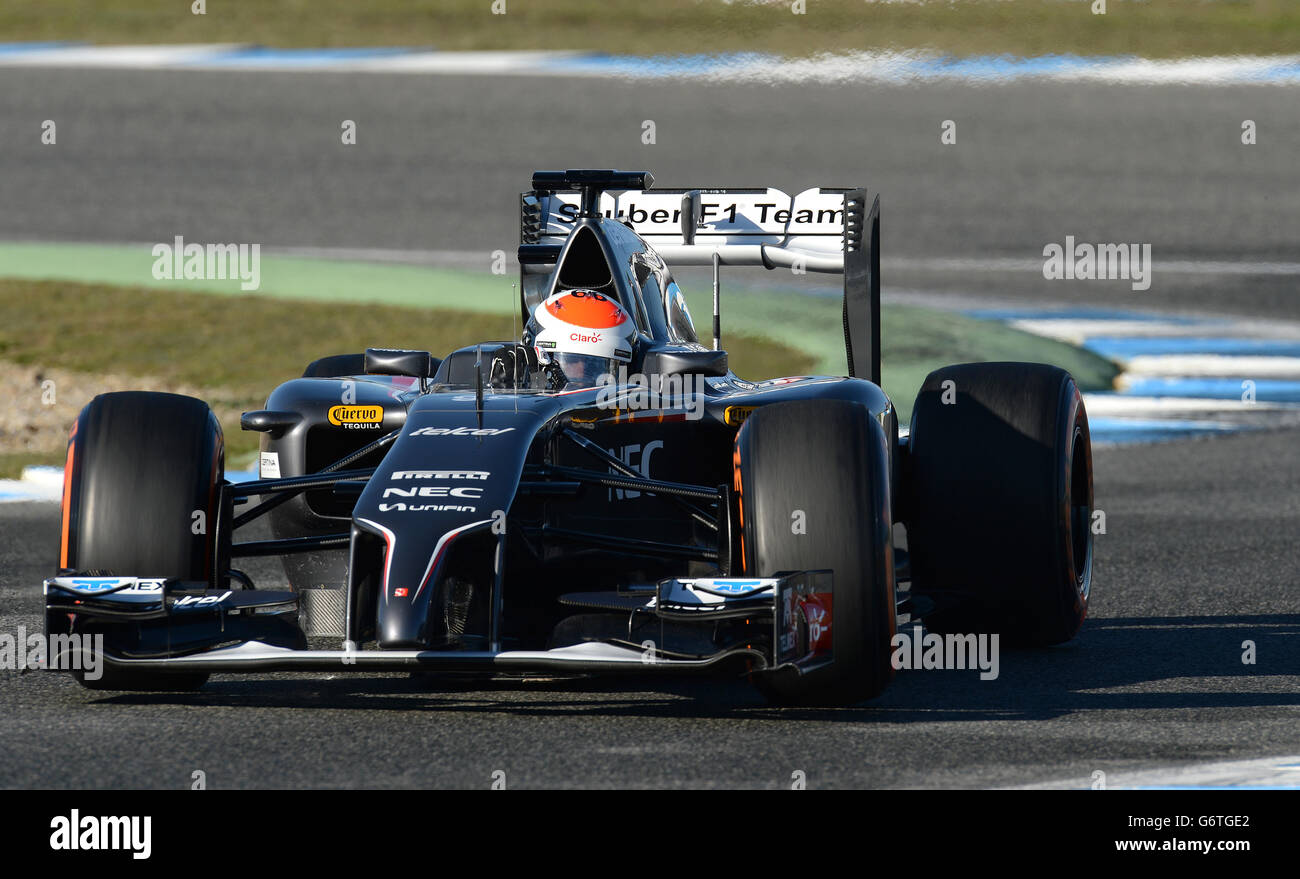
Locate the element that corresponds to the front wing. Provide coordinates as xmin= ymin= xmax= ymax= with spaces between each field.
xmin=42 ymin=572 xmax=833 ymax=679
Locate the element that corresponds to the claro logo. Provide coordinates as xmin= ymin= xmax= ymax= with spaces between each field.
xmin=570 ymin=332 xmax=602 ymax=344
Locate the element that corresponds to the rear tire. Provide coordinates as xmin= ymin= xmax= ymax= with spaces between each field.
xmin=906 ymin=363 xmax=1092 ymax=645
xmin=735 ymin=400 xmax=896 ymax=705
xmin=58 ymin=391 xmax=225 ymax=690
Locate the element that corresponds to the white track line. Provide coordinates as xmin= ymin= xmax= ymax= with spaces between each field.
xmin=0 ymin=466 xmax=62 ymax=503
xmin=345 ymin=50 xmax=589 ymax=74
xmin=1018 ymin=755 xmax=1300 ymax=790
xmin=1082 ymin=395 xmax=1292 ymax=416
xmin=1123 ymin=355 xmax=1300 ymax=379
xmin=0 ymin=45 xmax=1299 ymax=86
xmin=0 ymin=44 xmax=246 ymax=68
xmin=1009 ymin=319 xmax=1216 ymax=345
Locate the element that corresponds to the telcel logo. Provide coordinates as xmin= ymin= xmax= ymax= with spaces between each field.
xmin=410 ymin=427 xmax=514 ymax=437
xmin=172 ymin=591 xmax=232 ymax=609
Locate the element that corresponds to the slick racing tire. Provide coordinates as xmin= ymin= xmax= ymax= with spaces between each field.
xmin=906 ymin=362 xmax=1092 ymax=646
xmin=57 ymin=391 xmax=226 ymax=691
xmin=735 ymin=400 xmax=896 ymax=706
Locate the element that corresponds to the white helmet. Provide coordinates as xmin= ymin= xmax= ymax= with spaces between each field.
xmin=526 ymin=289 xmax=636 ymax=389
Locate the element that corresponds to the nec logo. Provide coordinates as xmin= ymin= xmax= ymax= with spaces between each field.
xmin=570 ymin=332 xmax=602 ymax=344
xmin=382 ymin=487 xmax=483 ymax=499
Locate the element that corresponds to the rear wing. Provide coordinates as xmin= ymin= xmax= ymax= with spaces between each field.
xmin=519 ymin=171 xmax=882 ymax=384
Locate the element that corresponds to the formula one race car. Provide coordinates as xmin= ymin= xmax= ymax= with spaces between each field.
xmin=45 ymin=169 xmax=1093 ymax=705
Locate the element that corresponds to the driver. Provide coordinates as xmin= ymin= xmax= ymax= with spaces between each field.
xmin=492 ymin=289 xmax=636 ymax=391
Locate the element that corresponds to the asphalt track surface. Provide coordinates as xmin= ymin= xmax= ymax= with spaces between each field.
xmin=2 ymin=431 xmax=1298 ymax=789
xmin=0 ymin=68 xmax=1297 ymax=316
xmin=0 ymin=68 xmax=1297 ymax=788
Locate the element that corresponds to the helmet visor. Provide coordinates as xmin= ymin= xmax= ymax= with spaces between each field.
xmin=550 ymin=353 xmax=616 ymax=390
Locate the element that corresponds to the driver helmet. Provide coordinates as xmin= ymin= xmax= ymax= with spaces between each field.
xmin=524 ymin=289 xmax=636 ymax=389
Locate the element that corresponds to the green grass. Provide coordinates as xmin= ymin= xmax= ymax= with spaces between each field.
xmin=0 ymin=278 xmax=814 ymax=477
xmin=2 ymin=0 xmax=1295 ymax=59
xmin=0 ymin=243 xmax=516 ymax=312
xmin=0 ymin=451 xmax=67 ymax=482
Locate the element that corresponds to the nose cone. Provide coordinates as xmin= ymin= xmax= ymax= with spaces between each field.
xmin=356 ymin=392 xmax=562 ymax=649
xmin=375 ymin=519 xmax=491 ymax=649
xmin=378 ymin=584 xmax=432 ymax=649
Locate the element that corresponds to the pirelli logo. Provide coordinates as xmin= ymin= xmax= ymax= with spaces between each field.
xmin=328 ymin=405 xmax=383 ymax=428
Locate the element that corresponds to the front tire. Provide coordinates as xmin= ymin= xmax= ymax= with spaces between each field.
xmin=734 ymin=400 xmax=896 ymax=706
xmin=57 ymin=391 xmax=225 ymax=690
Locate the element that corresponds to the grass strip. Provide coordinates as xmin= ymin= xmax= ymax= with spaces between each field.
xmin=1 ymin=1 xmax=1295 ymax=60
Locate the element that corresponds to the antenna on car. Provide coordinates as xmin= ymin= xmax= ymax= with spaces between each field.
xmin=474 ymin=343 xmax=484 ymax=430
xmin=511 ymin=282 xmax=519 ymax=413
xmin=712 ymin=249 xmax=722 ymax=351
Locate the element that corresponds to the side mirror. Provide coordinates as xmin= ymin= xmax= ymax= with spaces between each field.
xmin=240 ymin=410 xmax=301 ymax=438
xmin=517 ymin=244 xmax=562 ymax=265
xmin=640 ymin=348 xmax=728 ymax=378
xmin=364 ymin=348 xmax=434 ymax=378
